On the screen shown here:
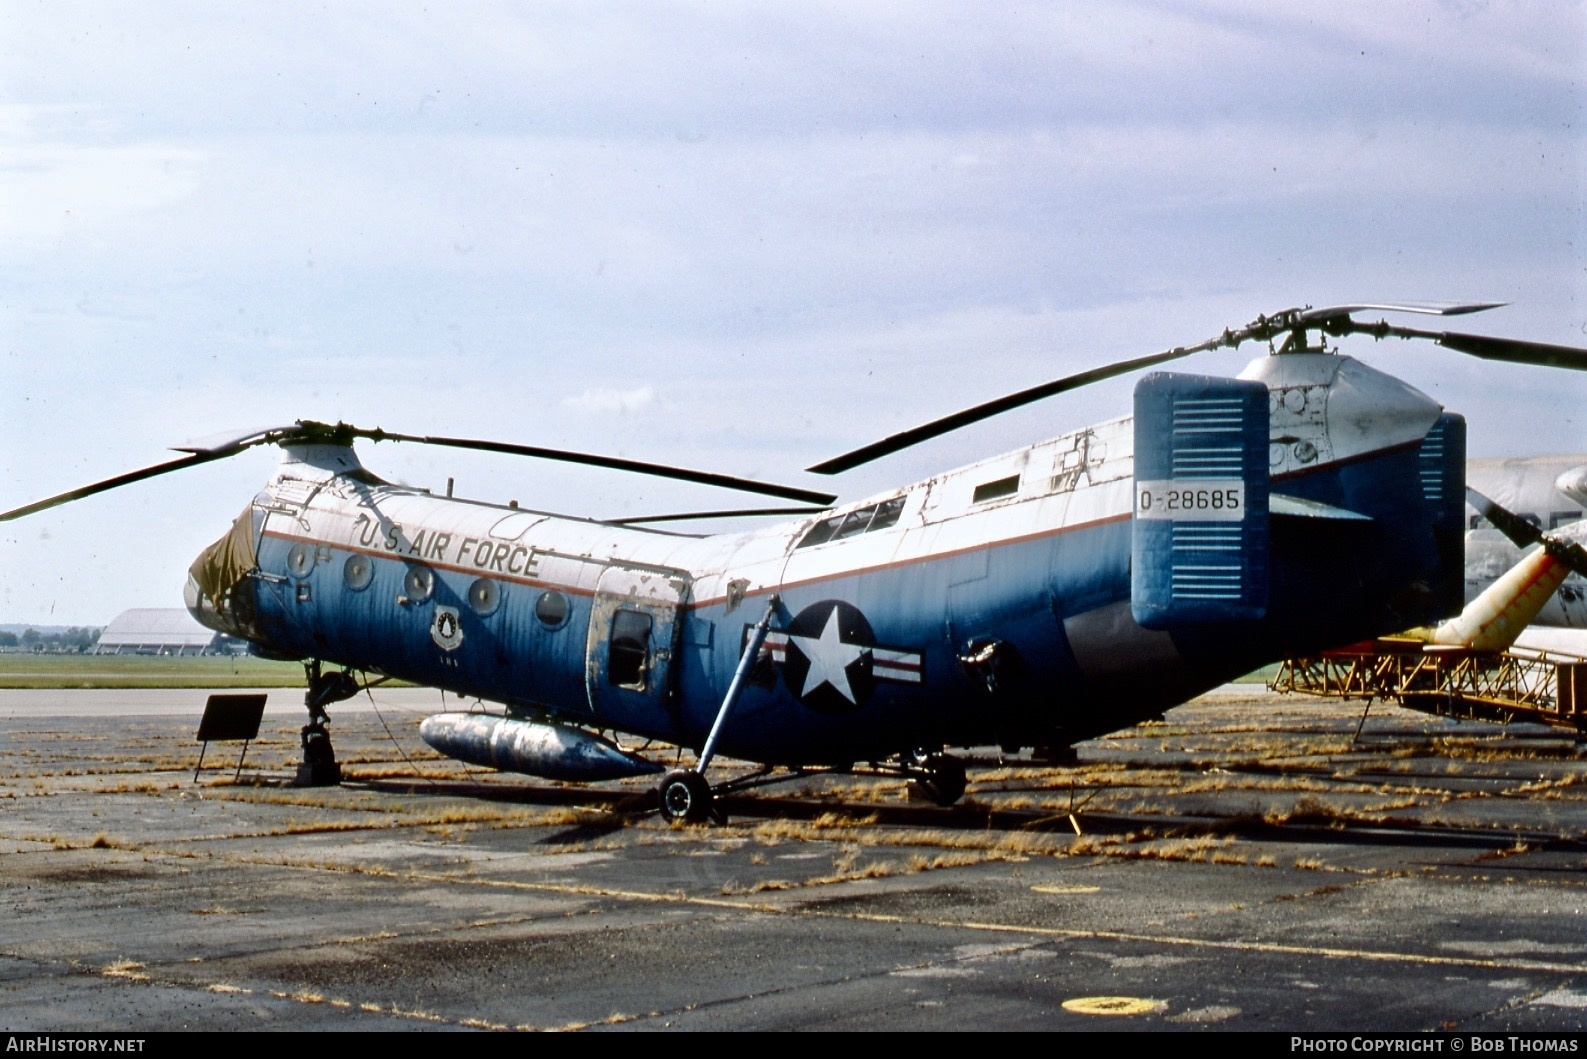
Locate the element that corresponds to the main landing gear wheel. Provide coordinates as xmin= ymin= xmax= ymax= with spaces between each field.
xmin=658 ymin=768 xmax=716 ymax=824
xmin=910 ymin=753 xmax=967 ymax=807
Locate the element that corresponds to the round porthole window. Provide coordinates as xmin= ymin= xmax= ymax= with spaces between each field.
xmin=535 ymin=589 xmax=569 ymax=628
xmin=344 ymin=554 xmax=374 ymax=591
xmin=288 ymin=543 xmax=314 ymax=578
xmin=404 ymin=564 xmax=435 ymax=603
xmin=469 ymin=577 xmax=501 ymax=616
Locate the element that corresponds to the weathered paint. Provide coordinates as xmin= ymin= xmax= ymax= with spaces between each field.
xmin=418 ymin=713 xmax=663 ymax=780
xmin=188 ymin=353 xmax=1464 ymax=773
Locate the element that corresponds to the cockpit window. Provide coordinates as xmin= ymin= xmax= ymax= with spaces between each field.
xmin=796 ymin=496 xmax=909 ymax=549
xmin=868 ymin=496 xmax=905 ymax=532
xmin=831 ymin=509 xmax=874 ymax=541
xmin=798 ymin=514 xmax=846 ymax=549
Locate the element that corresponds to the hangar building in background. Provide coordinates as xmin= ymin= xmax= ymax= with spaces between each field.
xmin=94 ymin=608 xmax=230 ymax=656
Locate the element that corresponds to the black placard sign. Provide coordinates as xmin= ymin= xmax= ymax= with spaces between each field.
xmin=196 ymin=693 xmax=267 ymax=742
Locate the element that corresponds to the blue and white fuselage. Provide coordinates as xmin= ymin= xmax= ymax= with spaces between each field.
xmin=187 ymin=351 xmax=1465 ymax=772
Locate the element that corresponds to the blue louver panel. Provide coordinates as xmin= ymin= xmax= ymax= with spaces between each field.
xmin=1418 ymin=413 xmax=1465 ymax=515
xmin=1419 ymin=412 xmax=1467 ymax=618
xmin=1132 ymin=373 xmax=1270 ymax=629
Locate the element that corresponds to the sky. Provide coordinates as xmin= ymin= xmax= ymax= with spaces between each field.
xmin=2 ymin=1 xmax=1585 ymax=626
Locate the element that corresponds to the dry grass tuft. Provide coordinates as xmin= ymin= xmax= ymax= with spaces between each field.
xmin=101 ymin=960 xmax=149 ymax=982
xmin=291 ymin=990 xmax=326 ymax=1004
xmin=1475 ymin=840 xmax=1536 ymax=862
xmin=1262 ymin=795 xmax=1378 ymax=828
xmin=1066 ymin=833 xmax=1248 ymax=865
xmin=907 ymin=851 xmax=989 ymax=872
xmin=750 ymin=813 xmax=880 ymax=842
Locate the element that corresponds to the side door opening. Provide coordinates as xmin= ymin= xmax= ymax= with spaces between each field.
xmin=586 ymin=564 xmax=690 ymax=731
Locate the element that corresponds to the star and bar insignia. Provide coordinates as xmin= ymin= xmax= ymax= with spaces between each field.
xmin=744 ymin=599 xmax=922 ymax=714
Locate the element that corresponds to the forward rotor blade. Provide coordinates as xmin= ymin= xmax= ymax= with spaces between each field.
xmin=605 ymin=506 xmax=830 ymax=526
xmin=361 ymin=430 xmax=837 ymax=506
xmin=807 ymin=343 xmax=1210 ymax=475
xmin=0 ymin=449 xmax=240 ymax=523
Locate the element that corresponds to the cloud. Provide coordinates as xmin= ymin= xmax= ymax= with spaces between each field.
xmin=0 ymin=134 xmax=203 ymax=253
xmin=2 ymin=2 xmax=1584 ymax=622
xmin=560 ymin=385 xmax=657 ymax=414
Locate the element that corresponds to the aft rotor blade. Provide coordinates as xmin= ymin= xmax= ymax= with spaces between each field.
xmin=1296 ymin=301 xmax=1505 ymax=324
xmin=1346 ymin=322 xmax=1587 ymax=371
xmin=1430 ymin=331 xmax=1587 ymax=371
xmin=362 ymin=430 xmax=837 ymax=506
xmin=807 ymin=343 xmax=1213 ymax=475
xmin=0 ymin=449 xmax=240 ymax=523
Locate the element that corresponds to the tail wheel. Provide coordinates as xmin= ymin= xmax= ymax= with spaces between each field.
xmin=658 ymin=768 xmax=714 ymax=824
xmin=911 ymin=754 xmax=967 ymax=807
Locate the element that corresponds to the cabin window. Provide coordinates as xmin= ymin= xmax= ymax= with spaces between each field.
xmin=536 ymin=590 xmax=569 ymax=627
xmin=288 ymin=543 xmax=314 ymax=578
xmin=469 ymin=577 xmax=501 ymax=616
xmin=343 ymin=554 xmax=374 ymax=591
xmin=972 ymin=474 xmax=1020 ymax=504
xmin=404 ymin=564 xmax=435 ymax=603
xmin=608 ymin=610 xmax=652 ymax=689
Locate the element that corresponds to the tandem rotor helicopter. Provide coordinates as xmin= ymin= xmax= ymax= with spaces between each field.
xmin=7 ymin=302 xmax=1587 ymax=823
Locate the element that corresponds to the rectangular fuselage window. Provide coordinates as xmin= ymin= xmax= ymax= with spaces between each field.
xmin=972 ymin=474 xmax=1020 ymax=504
xmin=608 ymin=610 xmax=653 ymax=689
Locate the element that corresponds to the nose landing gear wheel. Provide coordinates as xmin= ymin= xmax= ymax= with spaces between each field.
xmin=658 ymin=768 xmax=716 ymax=824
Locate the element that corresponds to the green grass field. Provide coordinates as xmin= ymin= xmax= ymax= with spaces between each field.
xmin=0 ymin=651 xmax=1281 ymax=690
xmin=0 ymin=653 xmax=310 ymax=689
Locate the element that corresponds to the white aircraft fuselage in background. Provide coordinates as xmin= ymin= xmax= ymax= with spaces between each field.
xmin=1467 ymin=455 xmax=1587 ymax=643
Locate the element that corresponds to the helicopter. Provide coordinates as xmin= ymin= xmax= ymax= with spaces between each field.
xmin=7 ymin=302 xmax=1587 ymax=823
xmin=1464 ymin=454 xmax=1587 ymax=638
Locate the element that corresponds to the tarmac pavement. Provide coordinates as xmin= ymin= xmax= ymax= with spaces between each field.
xmin=3 ymin=684 xmax=1587 ymax=1032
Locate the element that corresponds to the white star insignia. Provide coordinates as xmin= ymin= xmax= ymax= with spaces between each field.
xmin=788 ymin=607 xmax=869 ymax=703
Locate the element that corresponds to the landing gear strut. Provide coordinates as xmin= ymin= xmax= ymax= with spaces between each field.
xmin=654 ymin=596 xmax=779 ymax=826
xmin=295 ymin=660 xmax=357 ymax=787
